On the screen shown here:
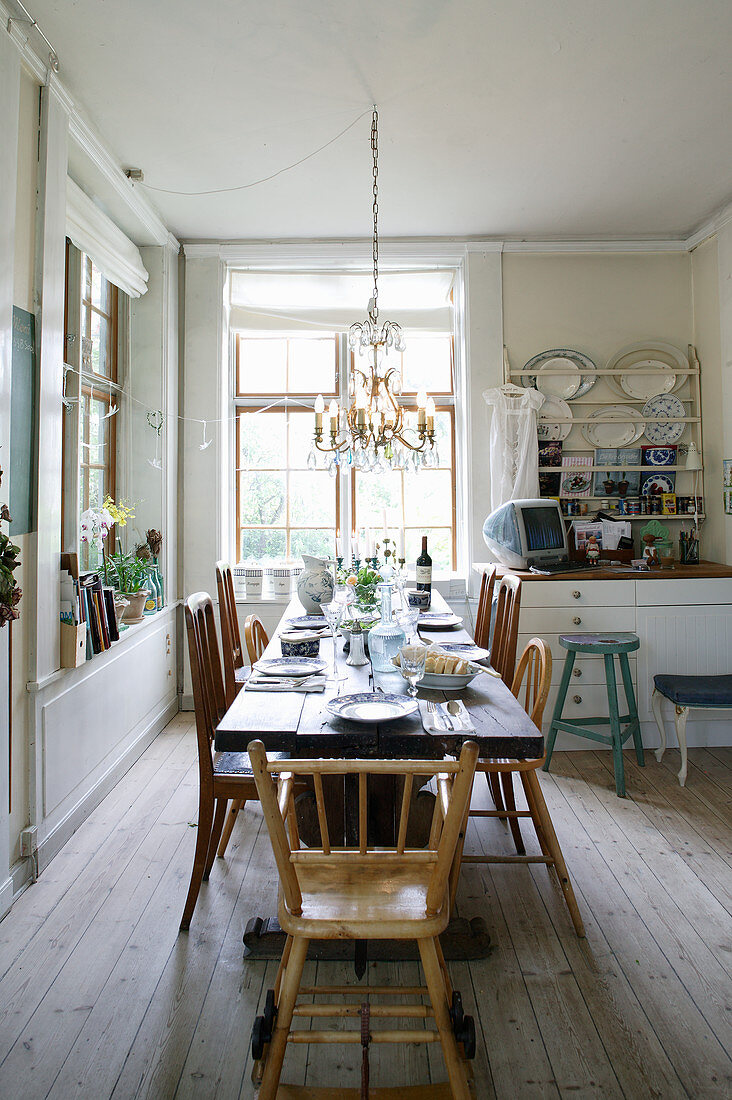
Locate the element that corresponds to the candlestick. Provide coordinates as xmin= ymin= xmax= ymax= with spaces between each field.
xmin=398 ymin=527 xmax=405 ymax=559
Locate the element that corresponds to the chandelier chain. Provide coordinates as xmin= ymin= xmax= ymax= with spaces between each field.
xmin=371 ymin=107 xmax=379 ymax=323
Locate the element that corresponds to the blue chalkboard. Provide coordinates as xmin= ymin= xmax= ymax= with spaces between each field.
xmin=10 ymin=306 xmax=37 ymax=535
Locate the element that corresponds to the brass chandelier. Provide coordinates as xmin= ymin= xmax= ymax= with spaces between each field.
xmin=312 ymin=108 xmax=436 ymax=470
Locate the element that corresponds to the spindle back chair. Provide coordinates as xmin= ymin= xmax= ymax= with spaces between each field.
xmin=215 ymin=561 xmax=246 ymax=707
xmin=473 ymin=564 xmax=497 ymax=651
xmin=244 ymin=613 xmax=270 ymax=665
xmin=248 ymin=739 xmax=480 ymax=1099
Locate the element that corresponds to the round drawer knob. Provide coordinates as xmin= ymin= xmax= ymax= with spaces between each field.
xmin=573 ymin=616 xmax=581 ymax=625
xmin=572 ymin=694 xmax=582 ymax=704
xmin=573 ymin=668 xmax=582 ymax=677
xmin=572 ymin=590 xmax=581 ymax=600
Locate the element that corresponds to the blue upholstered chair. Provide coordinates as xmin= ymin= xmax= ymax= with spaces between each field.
xmin=652 ymin=674 xmax=732 ymax=786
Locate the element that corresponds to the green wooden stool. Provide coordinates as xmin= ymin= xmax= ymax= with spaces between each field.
xmin=543 ymin=632 xmax=643 ymax=797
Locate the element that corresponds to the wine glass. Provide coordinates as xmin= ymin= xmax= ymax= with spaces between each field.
xmin=399 ymin=644 xmax=427 ymax=698
xmin=321 ymin=585 xmax=351 ymax=685
xmin=398 ymin=606 xmax=420 ymax=644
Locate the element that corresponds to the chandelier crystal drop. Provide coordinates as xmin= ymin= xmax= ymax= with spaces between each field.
xmin=312 ymin=107 xmax=436 ymax=470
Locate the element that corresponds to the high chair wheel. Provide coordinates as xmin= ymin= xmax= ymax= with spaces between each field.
xmin=455 ymin=1013 xmax=476 ymax=1059
xmin=263 ymin=988 xmax=277 ymax=1036
xmin=251 ymin=1015 xmax=267 ymax=1060
xmin=449 ymin=991 xmax=464 ymax=1033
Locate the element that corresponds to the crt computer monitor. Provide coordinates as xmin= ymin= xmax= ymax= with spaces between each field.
xmin=482 ymin=498 xmax=568 ymax=569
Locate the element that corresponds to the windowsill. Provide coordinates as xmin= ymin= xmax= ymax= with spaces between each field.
xmin=26 ymin=602 xmax=179 ymax=694
xmin=234 ymin=573 xmax=468 ymax=605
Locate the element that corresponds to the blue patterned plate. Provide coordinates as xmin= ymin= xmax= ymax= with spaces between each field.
xmin=254 ymin=657 xmax=327 ymax=677
xmin=327 ymin=692 xmax=418 ymax=724
xmin=641 ymin=394 xmax=685 ymax=445
xmin=287 ymin=615 xmax=328 ymax=629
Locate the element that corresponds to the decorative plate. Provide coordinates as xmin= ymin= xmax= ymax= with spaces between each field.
xmin=642 ymin=445 xmax=677 ymax=467
xmin=619 ymin=359 xmax=677 ymax=400
xmin=581 ymin=406 xmax=645 ymax=449
xmin=641 ymin=393 xmax=686 ymax=444
xmin=537 ymin=396 xmax=573 ymax=441
xmin=418 ymin=612 xmax=463 ymax=630
xmin=327 ymin=692 xmax=418 ymax=724
xmin=533 ymin=357 xmax=582 ymax=399
xmin=606 ymin=341 xmax=688 ymax=391
xmin=641 ymin=473 xmax=675 ymax=496
xmin=438 ymin=642 xmax=491 ymax=662
xmin=254 ymin=657 xmax=327 ymax=677
xmin=521 ymin=348 xmax=597 ymax=398
xmin=287 ymin=615 xmax=329 ymax=629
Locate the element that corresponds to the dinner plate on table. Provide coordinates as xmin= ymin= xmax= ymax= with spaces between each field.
xmin=287 ymin=615 xmax=328 ymax=630
xmin=438 ymin=641 xmax=490 ymax=662
xmin=254 ymin=657 xmax=327 ymax=677
xmin=418 ymin=612 xmax=463 ymax=630
xmin=327 ymin=692 xmax=418 ymax=724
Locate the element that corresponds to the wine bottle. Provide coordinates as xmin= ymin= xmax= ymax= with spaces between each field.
xmin=416 ymin=536 xmax=432 ymax=592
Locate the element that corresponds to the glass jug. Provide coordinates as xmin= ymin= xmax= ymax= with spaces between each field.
xmin=368 ymin=583 xmax=406 ymax=672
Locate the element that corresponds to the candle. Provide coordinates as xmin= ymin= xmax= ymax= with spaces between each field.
xmin=417 ymin=390 xmax=427 ymax=432
xmin=328 ymin=399 xmax=338 ymax=435
xmin=398 ymin=528 xmax=405 ymax=559
xmin=351 ymin=531 xmax=360 ymax=558
xmin=382 ymin=509 xmax=388 ymax=539
xmin=335 ymin=529 xmax=342 ymax=556
xmin=365 ymin=529 xmax=373 ymax=558
xmin=426 ymin=396 xmax=435 ymax=431
xmin=314 ymin=393 xmax=324 ymax=430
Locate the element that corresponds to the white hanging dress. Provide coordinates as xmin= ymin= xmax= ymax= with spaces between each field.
xmin=483 ymin=386 xmax=545 ymax=510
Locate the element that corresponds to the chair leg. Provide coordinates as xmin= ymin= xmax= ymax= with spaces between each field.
xmin=544 ymin=650 xmax=576 ymax=772
xmin=180 ymin=793 xmax=214 ymax=931
xmin=418 ymin=936 xmax=471 ymax=1099
xmin=485 ymin=770 xmax=505 ymax=813
xmin=520 ymin=769 xmax=551 ymax=861
xmin=500 ymin=771 xmax=525 ymax=854
xmin=258 ymin=935 xmax=310 ymax=1100
xmin=204 ymin=798 xmax=228 ymax=880
xmin=674 ymin=705 xmax=689 ymax=787
xmin=524 ymin=768 xmax=585 ymax=937
xmin=652 ymin=688 xmax=667 ymax=763
xmin=619 ymin=652 xmax=644 ymax=767
xmin=217 ymin=798 xmax=245 ymax=858
xmin=604 ymin=653 xmax=626 ymax=798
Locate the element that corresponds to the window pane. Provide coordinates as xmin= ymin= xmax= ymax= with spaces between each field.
xmin=288 ymin=337 xmax=336 ymax=393
xmin=237 ymin=338 xmax=287 ymax=394
xmin=91 ymin=267 xmax=110 ymax=313
xmin=238 ymin=472 xmax=286 ymax=526
xmin=433 ymin=410 xmax=452 ymax=463
xmin=90 ymin=310 xmax=110 ymax=377
xmin=354 ymin=470 xmax=402 ymax=527
xmin=88 ymin=466 xmax=105 ymax=510
xmin=84 ymin=256 xmax=92 ymax=301
xmin=404 ymin=470 xmax=453 ymax=526
xmin=239 ymin=528 xmax=286 ymax=560
xmin=399 ymin=334 xmax=452 ymax=393
xmin=287 ymin=410 xmax=319 ymax=463
xmin=289 ymin=471 xmax=334 ymax=526
xmin=88 ymin=397 xmax=109 ymax=449
xmin=291 ymin=529 xmax=335 ymax=560
xmin=238 ymin=412 xmax=287 ymax=468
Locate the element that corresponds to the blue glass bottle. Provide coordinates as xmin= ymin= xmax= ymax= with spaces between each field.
xmin=368 ymin=583 xmax=406 ymax=672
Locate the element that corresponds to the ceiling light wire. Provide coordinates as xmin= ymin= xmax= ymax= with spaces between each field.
xmin=137 ymin=107 xmax=372 ymax=197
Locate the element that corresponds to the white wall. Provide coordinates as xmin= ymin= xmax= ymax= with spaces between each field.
xmin=717 ymin=222 xmax=732 ymax=563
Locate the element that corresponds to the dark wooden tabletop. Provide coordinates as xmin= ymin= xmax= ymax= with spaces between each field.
xmin=215 ymin=590 xmax=543 ymax=759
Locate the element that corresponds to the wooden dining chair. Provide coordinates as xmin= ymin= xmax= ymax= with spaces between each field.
xmin=473 ymin=563 xmax=497 ymax=651
xmin=215 ymin=561 xmax=247 ymax=707
xmin=483 ymin=572 xmax=522 ymax=824
xmin=248 ymin=740 xmax=480 ymax=1099
xmin=244 ymin=613 xmax=270 ymax=665
xmin=464 ymin=638 xmax=584 ymax=937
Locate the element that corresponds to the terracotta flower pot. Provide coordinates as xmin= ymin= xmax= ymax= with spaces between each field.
xmin=121 ymin=590 xmax=148 ymax=624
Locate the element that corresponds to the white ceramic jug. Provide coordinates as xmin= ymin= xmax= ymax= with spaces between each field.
xmin=296 ymin=555 xmax=334 ymax=614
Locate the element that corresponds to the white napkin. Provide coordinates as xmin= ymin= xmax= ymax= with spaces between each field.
xmin=419 ymin=699 xmax=475 ymax=733
xmin=245 ymin=672 xmax=327 ymax=693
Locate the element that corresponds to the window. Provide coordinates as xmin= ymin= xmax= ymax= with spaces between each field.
xmin=234 ymin=325 xmax=457 ymax=571
xmin=63 ymin=243 xmax=122 ymax=569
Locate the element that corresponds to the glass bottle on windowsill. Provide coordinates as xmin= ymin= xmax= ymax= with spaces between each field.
xmin=416 ymin=536 xmax=432 ymax=593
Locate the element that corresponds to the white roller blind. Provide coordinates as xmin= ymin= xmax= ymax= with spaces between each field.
xmin=229 ymin=270 xmax=454 ymax=332
xmin=66 ymin=178 xmax=149 ymax=298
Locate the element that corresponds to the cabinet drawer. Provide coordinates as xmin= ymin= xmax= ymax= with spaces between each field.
xmin=635 ymin=578 xmax=732 ymax=606
xmin=521 ymin=580 xmax=634 ymax=609
xmin=520 ymin=606 xmax=636 ymax=636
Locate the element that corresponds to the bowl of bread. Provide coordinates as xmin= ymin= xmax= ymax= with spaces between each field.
xmin=391 ymin=644 xmax=497 ymax=689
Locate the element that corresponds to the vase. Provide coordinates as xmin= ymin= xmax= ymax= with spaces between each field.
xmin=121 ymin=590 xmax=148 ymax=624
xmin=113 ymin=597 xmax=129 ymax=627
xmin=368 ymin=584 xmax=406 ymax=672
xmin=296 ymin=555 xmax=334 ymax=614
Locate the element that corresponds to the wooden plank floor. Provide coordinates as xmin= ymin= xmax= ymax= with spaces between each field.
xmin=0 ymin=713 xmax=730 ymax=1099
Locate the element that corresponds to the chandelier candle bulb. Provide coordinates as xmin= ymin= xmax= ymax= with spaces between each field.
xmin=314 ymin=394 xmax=325 ymax=430
xmin=426 ymin=396 xmax=435 ymax=432
xmin=329 ymin=400 xmax=339 ymax=435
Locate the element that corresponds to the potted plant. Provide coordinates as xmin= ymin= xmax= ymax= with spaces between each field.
xmin=0 ymin=467 xmax=22 ymax=629
xmin=106 ymin=549 xmax=150 ymax=623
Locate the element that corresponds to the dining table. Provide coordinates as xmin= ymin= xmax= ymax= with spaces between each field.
xmin=215 ymin=587 xmax=543 ymax=962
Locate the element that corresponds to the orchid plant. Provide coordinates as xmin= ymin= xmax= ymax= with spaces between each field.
xmin=80 ymin=495 xmax=135 ymax=581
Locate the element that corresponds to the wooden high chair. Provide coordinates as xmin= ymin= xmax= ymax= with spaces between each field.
xmin=248 ymin=739 xmax=480 ymax=1099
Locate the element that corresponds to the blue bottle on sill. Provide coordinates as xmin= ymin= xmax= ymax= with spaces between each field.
xmin=368 ymin=583 xmax=406 ymax=672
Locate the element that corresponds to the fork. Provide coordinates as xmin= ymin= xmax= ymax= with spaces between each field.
xmin=426 ymin=700 xmax=453 ymax=730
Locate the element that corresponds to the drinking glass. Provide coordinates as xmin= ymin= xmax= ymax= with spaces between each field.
xmin=321 ymin=585 xmax=351 ymax=684
xmin=399 ymin=644 xmax=427 ymax=698
xmin=398 ymin=606 xmax=420 ymax=644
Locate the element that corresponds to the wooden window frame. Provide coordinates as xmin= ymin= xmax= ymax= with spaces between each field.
xmin=235 ymin=332 xmax=339 ymax=399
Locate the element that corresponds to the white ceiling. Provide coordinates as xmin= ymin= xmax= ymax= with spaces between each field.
xmin=29 ymin=0 xmax=732 ymax=241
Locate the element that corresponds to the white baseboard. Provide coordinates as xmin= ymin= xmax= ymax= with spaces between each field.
xmin=36 ymin=695 xmax=179 ymax=875
xmin=0 ymin=874 xmax=14 ymax=922
xmin=179 ymin=692 xmax=194 ymax=711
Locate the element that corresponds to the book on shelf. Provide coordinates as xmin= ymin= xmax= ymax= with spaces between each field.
xmin=593 ymin=448 xmax=641 ymax=497
xmin=560 ymin=456 xmax=592 ymax=499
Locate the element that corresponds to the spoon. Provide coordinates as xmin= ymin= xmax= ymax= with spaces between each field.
xmin=446 ymin=700 xmax=463 ymax=729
